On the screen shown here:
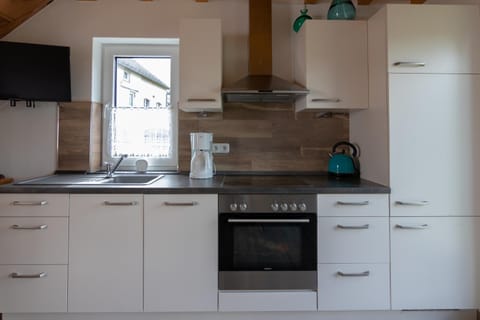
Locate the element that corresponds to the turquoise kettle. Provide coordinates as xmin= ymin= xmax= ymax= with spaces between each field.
xmin=328 ymin=141 xmax=360 ymax=177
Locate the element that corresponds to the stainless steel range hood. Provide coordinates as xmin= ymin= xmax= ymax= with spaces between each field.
xmin=222 ymin=75 xmax=308 ymax=103
xmin=222 ymin=0 xmax=308 ymax=104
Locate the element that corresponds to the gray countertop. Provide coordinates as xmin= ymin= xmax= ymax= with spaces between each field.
xmin=0 ymin=173 xmax=390 ymax=194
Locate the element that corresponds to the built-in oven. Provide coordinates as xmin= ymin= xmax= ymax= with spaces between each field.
xmin=218 ymin=194 xmax=317 ymax=291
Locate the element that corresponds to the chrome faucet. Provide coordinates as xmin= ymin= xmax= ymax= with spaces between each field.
xmin=105 ymin=154 xmax=128 ymax=178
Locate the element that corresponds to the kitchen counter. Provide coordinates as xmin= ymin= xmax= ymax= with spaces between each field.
xmin=0 ymin=173 xmax=389 ymax=194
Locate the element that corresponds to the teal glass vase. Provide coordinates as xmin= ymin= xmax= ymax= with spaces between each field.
xmin=327 ymin=0 xmax=356 ymax=20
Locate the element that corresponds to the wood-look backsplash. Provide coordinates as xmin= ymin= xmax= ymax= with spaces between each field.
xmin=57 ymin=102 xmax=348 ymax=172
xmin=178 ymin=103 xmax=349 ymax=172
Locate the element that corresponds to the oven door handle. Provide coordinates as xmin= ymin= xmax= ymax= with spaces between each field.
xmin=227 ymin=219 xmax=311 ymax=223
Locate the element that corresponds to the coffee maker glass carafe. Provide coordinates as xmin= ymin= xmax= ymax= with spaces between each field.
xmin=190 ymin=132 xmax=214 ymax=179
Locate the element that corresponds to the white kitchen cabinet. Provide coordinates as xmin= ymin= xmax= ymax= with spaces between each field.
xmin=0 ymin=193 xmax=69 ymax=217
xmin=389 ymin=74 xmax=480 ymax=217
xmin=316 ymin=194 xmax=390 ymax=311
xmin=0 ymin=265 xmax=67 ymax=313
xmin=68 ymin=194 xmax=143 ymax=312
xmin=317 ymin=264 xmax=389 ymax=311
xmin=179 ymin=19 xmax=222 ymax=112
xmin=317 ymin=217 xmax=389 ymax=264
xmin=350 ymin=4 xmax=480 ymax=310
xmin=294 ymin=20 xmax=368 ymax=111
xmin=144 ymin=194 xmax=218 ymax=312
xmin=0 ymin=193 xmax=69 ymax=313
xmin=387 ymin=4 xmax=480 ymax=74
xmin=391 ymin=217 xmax=480 ymax=309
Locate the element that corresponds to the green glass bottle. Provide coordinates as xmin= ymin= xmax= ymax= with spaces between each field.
xmin=327 ymin=0 xmax=356 ymax=20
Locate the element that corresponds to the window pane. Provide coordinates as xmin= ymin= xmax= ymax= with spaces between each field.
xmin=110 ymin=57 xmax=173 ymax=160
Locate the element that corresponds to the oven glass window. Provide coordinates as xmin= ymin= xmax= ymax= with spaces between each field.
xmin=233 ymin=224 xmax=302 ymax=270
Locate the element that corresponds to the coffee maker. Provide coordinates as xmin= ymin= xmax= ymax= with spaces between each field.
xmin=189 ymin=132 xmax=215 ymax=179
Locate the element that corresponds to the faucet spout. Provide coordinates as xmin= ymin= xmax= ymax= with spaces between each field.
xmin=106 ymin=154 xmax=128 ymax=178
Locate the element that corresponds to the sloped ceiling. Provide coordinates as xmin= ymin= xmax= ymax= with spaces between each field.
xmin=0 ymin=0 xmax=426 ymax=39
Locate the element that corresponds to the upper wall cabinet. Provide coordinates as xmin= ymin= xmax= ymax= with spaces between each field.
xmin=294 ymin=20 xmax=368 ymax=111
xmin=387 ymin=4 xmax=480 ymax=74
xmin=179 ymin=19 xmax=222 ymax=112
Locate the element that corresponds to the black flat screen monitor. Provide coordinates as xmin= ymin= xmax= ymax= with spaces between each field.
xmin=0 ymin=41 xmax=71 ymax=102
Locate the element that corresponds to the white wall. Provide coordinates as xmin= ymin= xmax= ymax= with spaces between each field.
xmin=0 ymin=0 xmax=479 ymax=180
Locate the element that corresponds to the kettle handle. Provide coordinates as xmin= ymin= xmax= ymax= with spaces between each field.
xmin=332 ymin=141 xmax=358 ymax=157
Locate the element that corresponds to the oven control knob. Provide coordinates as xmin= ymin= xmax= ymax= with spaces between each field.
xmin=239 ymin=202 xmax=248 ymax=212
xmin=271 ymin=203 xmax=279 ymax=212
xmin=229 ymin=203 xmax=238 ymax=212
xmin=298 ymin=203 xmax=307 ymax=212
xmin=280 ymin=203 xmax=289 ymax=211
xmin=289 ymin=203 xmax=298 ymax=211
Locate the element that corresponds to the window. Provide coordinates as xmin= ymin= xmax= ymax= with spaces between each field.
xmin=101 ymin=41 xmax=179 ymax=170
xmin=123 ymin=70 xmax=130 ymax=82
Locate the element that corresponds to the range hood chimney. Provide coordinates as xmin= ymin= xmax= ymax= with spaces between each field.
xmin=222 ymin=0 xmax=309 ymax=103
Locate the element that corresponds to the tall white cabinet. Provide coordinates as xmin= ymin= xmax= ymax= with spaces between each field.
xmin=351 ymin=4 xmax=480 ymax=310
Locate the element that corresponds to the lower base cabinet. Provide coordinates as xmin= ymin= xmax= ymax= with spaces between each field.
xmin=317 ymin=263 xmax=390 ymax=311
xmin=391 ymin=217 xmax=480 ymax=310
xmin=144 ymin=194 xmax=218 ymax=312
xmin=68 ymin=194 xmax=143 ymax=312
xmin=0 ymin=265 xmax=67 ymax=313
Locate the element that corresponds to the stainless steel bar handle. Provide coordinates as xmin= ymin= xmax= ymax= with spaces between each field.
xmin=337 ymin=271 xmax=370 ymax=277
xmin=395 ymin=224 xmax=429 ymax=230
xmin=311 ymin=98 xmax=341 ymax=103
xmin=337 ymin=224 xmax=370 ymax=230
xmin=336 ymin=201 xmax=370 ymax=206
xmin=187 ymin=98 xmax=217 ymax=102
xmin=103 ymin=201 xmax=138 ymax=206
xmin=393 ymin=62 xmax=426 ymax=67
xmin=164 ymin=201 xmax=199 ymax=206
xmin=11 ymin=200 xmax=48 ymax=206
xmin=10 ymin=272 xmax=47 ymax=279
xmin=228 ymin=219 xmax=311 ymax=223
xmin=11 ymin=224 xmax=48 ymax=230
xmin=395 ymin=200 xmax=429 ymax=206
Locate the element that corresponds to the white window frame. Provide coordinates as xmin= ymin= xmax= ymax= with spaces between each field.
xmin=101 ymin=41 xmax=179 ymax=171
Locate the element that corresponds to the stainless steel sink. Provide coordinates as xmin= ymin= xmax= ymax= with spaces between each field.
xmin=96 ymin=175 xmax=164 ymax=185
xmin=15 ymin=174 xmax=164 ymax=185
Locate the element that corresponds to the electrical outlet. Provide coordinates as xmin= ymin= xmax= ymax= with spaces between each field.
xmin=213 ymin=143 xmax=230 ymax=154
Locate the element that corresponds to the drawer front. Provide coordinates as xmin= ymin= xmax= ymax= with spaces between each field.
xmin=0 ymin=265 xmax=67 ymax=313
xmin=318 ymin=217 xmax=389 ymax=263
xmin=0 ymin=194 xmax=69 ymax=217
xmin=317 ymin=263 xmax=390 ymax=311
xmin=219 ymin=291 xmax=317 ymax=312
xmin=317 ymin=194 xmax=388 ymax=217
xmin=0 ymin=217 xmax=68 ymax=264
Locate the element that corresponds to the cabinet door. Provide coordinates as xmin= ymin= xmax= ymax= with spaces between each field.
xmin=179 ymin=19 xmax=222 ymax=112
xmin=391 ymin=217 xmax=480 ymax=309
xmin=295 ymin=20 xmax=368 ymax=111
xmin=68 ymin=194 xmax=143 ymax=312
xmin=144 ymin=194 xmax=218 ymax=312
xmin=387 ymin=4 xmax=480 ymax=74
xmin=389 ymin=74 xmax=480 ymax=216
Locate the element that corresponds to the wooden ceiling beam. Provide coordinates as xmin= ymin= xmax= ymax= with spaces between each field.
xmin=0 ymin=0 xmax=52 ymax=38
xmin=411 ymin=0 xmax=426 ymax=3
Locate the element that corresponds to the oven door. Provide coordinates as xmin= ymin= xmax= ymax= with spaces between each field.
xmin=218 ymin=212 xmax=317 ymax=290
